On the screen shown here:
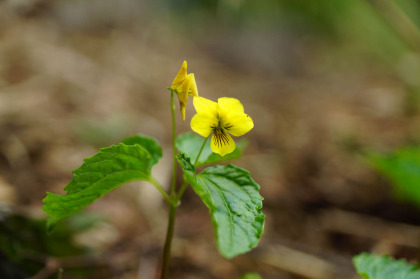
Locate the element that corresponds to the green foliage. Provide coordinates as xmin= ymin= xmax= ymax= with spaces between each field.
xmin=353 ymin=253 xmax=420 ymax=279
xmin=239 ymin=272 xmax=262 ymax=279
xmin=176 ymin=132 xmax=248 ymax=166
xmin=367 ymin=147 xmax=420 ymax=206
xmin=43 ymin=130 xmax=264 ymax=262
xmin=178 ymin=153 xmax=265 ymax=259
xmin=43 ymin=135 xmax=162 ymax=230
xmin=122 ymin=133 xmax=163 ymax=166
xmin=0 ymin=210 xmax=96 ymax=278
xmin=396 ymin=0 xmax=420 ymax=29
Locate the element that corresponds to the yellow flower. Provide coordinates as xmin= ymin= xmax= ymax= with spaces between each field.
xmin=191 ymin=96 xmax=254 ymax=157
xmin=169 ymin=61 xmax=198 ymax=121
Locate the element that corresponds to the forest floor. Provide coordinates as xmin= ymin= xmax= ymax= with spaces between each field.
xmin=1 ymin=2 xmax=419 ymax=279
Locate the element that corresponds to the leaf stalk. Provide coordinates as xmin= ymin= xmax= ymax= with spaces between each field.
xmin=194 ymin=136 xmax=210 ymax=166
xmin=175 ymin=178 xmax=189 ymax=203
xmin=149 ymin=177 xmax=172 ymax=205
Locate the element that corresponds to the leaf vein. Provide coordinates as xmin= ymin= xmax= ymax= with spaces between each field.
xmin=67 ymin=169 xmax=149 ymax=194
xmin=201 ymin=174 xmax=252 ymax=204
xmin=204 ymin=178 xmax=256 ymax=246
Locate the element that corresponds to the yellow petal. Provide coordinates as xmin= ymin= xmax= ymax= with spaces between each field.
xmin=182 ymin=74 xmax=198 ymax=100
xmin=171 ymin=61 xmax=187 ymax=89
xmin=180 ymin=103 xmax=186 ymax=121
xmin=210 ymin=130 xmax=236 ymax=157
xmin=217 ymin=97 xmax=244 ymax=119
xmin=175 ymin=88 xmax=188 ymax=121
xmin=186 ymin=73 xmax=198 ymax=97
xmin=176 ymin=89 xmax=188 ymax=104
xmin=191 ymin=113 xmax=217 ymax=137
xmin=222 ymin=113 xmax=254 ymax=137
xmin=193 ymin=96 xmax=218 ymax=116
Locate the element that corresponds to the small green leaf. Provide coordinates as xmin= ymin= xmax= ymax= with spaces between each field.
xmin=177 ymin=152 xmax=196 ymax=182
xmin=353 ymin=253 xmax=420 ymax=279
xmin=366 ymin=148 xmax=420 ymax=206
xmin=176 ymin=132 xmax=248 ymax=166
xmin=122 ymin=134 xmax=162 ymax=166
xmin=178 ymin=153 xmax=265 ymax=259
xmin=43 ymin=138 xmax=162 ymax=230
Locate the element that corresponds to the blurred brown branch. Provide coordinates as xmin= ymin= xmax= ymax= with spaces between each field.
xmin=319 ymin=208 xmax=420 ymax=257
xmin=258 ymin=244 xmax=352 ymax=279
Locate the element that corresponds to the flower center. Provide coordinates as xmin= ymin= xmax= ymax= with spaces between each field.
xmin=211 ymin=121 xmax=230 ymax=147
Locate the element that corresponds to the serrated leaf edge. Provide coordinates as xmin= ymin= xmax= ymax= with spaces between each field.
xmin=43 ymin=142 xmax=157 ymax=228
xmin=197 ymin=164 xmax=265 ymax=258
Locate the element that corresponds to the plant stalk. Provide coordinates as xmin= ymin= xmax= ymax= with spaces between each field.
xmin=175 ymin=132 xmax=210 ymax=205
xmin=159 ymin=90 xmax=179 ymax=279
xmin=175 ymin=179 xmax=189 ymax=203
xmin=160 ymin=200 xmax=177 ymax=279
xmin=194 ymin=136 xmax=210 ymax=166
xmin=170 ymin=90 xmax=177 ymax=195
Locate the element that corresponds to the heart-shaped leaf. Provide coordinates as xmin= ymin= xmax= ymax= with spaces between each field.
xmin=43 ymin=136 xmax=162 ymax=230
xmin=178 ymin=153 xmax=265 ymax=258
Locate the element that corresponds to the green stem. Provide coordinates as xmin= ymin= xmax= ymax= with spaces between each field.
xmin=160 ymin=90 xmax=179 ymax=279
xmin=149 ymin=177 xmax=172 ymax=205
xmin=160 ymin=201 xmax=177 ymax=279
xmin=194 ymin=136 xmax=210 ymax=166
xmin=175 ymin=179 xmax=189 ymax=203
xmin=174 ymin=137 xmax=210 ymax=204
xmin=170 ymin=91 xmax=177 ymax=195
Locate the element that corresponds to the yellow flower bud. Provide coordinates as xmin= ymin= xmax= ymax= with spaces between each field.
xmin=169 ymin=61 xmax=199 ymax=121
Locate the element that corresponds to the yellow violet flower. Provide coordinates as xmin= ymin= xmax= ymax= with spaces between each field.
xmin=169 ymin=61 xmax=198 ymax=121
xmin=191 ymin=96 xmax=254 ymax=157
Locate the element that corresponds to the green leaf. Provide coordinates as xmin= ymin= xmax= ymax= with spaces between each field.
xmin=43 ymin=137 xmax=162 ymax=230
xmin=121 ymin=134 xmax=162 ymax=166
xmin=366 ymin=147 xmax=420 ymax=206
xmin=240 ymin=272 xmax=262 ymax=279
xmin=353 ymin=253 xmax=420 ymax=279
xmin=176 ymin=132 xmax=248 ymax=166
xmin=178 ymin=153 xmax=265 ymax=259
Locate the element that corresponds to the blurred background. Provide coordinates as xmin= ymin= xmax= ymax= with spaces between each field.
xmin=1 ymin=0 xmax=420 ymax=278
